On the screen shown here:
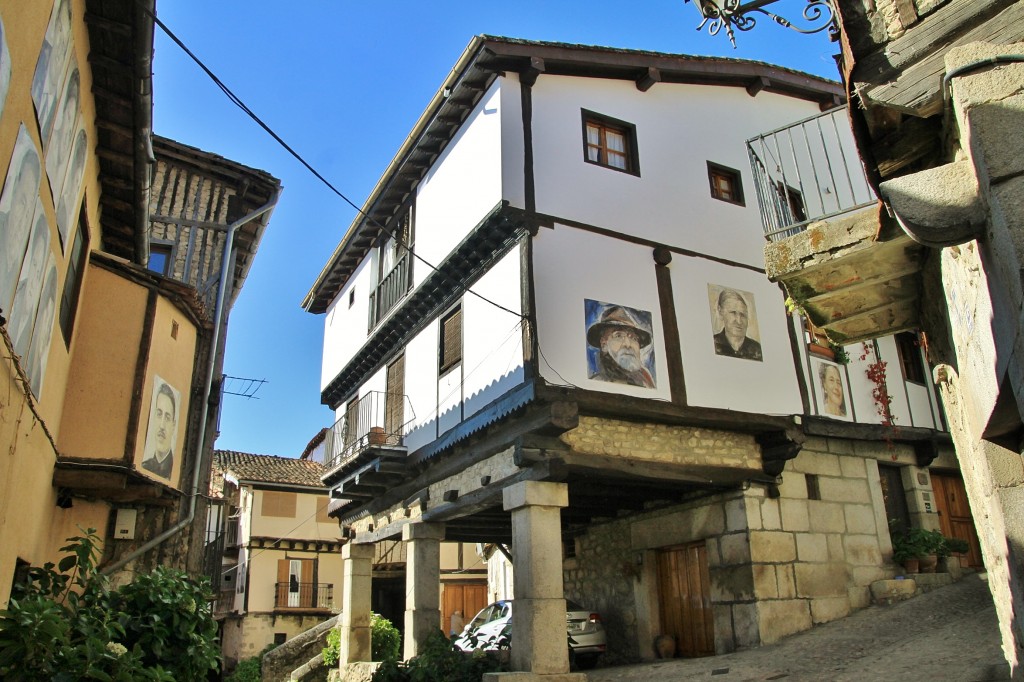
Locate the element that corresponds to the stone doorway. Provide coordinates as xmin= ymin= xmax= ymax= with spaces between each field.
xmin=656 ymin=541 xmax=714 ymax=658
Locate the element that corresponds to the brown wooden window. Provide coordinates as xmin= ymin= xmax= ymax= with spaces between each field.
xmin=385 ymin=354 xmax=405 ymax=439
xmin=895 ymin=331 xmax=926 ymax=384
xmin=148 ymin=242 xmax=173 ymax=275
xmin=582 ymin=110 xmax=639 ymax=175
xmin=59 ymin=213 xmax=89 ymax=346
xmin=439 ymin=306 xmax=463 ymax=374
xmin=261 ymin=491 xmax=297 ymax=518
xmin=316 ymin=497 xmax=332 ymax=524
xmin=707 ymin=161 xmax=745 ymax=206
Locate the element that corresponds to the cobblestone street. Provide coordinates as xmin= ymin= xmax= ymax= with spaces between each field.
xmin=587 ymin=574 xmax=1010 ymax=682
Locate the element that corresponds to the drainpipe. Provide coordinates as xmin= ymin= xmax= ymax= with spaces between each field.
xmin=103 ymin=189 xmax=281 ymax=575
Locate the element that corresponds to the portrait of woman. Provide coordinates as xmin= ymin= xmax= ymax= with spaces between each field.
xmin=0 ymin=127 xmax=42 ymax=313
xmin=817 ymin=361 xmax=848 ymax=418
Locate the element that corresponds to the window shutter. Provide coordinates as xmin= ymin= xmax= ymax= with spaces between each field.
xmin=439 ymin=307 xmax=462 ymax=373
xmin=261 ymin=491 xmax=297 ymax=518
xmin=385 ymin=355 xmax=405 ymax=438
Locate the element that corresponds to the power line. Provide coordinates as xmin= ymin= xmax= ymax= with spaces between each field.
xmin=145 ymin=4 xmax=524 ymax=320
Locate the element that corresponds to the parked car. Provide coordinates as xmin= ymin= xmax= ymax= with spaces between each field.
xmin=452 ymin=599 xmax=607 ymax=669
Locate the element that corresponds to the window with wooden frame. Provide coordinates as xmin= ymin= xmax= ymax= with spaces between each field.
xmin=59 ymin=212 xmax=89 ymax=346
xmin=148 ymin=241 xmax=173 ymax=276
xmin=707 ymin=161 xmax=745 ymax=206
xmin=582 ymin=110 xmax=639 ymax=175
xmin=261 ymin=490 xmax=297 ymax=518
xmin=895 ymin=331 xmax=926 ymax=384
xmin=316 ymin=497 xmax=332 ymax=524
xmin=439 ymin=305 xmax=463 ymax=375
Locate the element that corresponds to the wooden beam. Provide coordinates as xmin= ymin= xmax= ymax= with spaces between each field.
xmin=746 ymin=76 xmax=770 ymax=97
xmin=636 ymin=67 xmax=661 ymax=92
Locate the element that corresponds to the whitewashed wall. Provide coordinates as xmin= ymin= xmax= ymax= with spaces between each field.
xmin=414 ymin=81 xmax=505 ymax=285
xmin=321 ymin=256 xmax=373 ymax=391
xmin=671 ymin=257 xmax=803 ymax=414
xmin=533 ymin=224 xmax=671 ymax=401
xmin=529 ymin=76 xmax=823 ymax=268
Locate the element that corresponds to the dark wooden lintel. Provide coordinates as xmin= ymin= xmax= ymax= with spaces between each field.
xmin=636 ymin=67 xmax=661 ymax=92
xmin=746 ymin=76 xmax=770 ymax=97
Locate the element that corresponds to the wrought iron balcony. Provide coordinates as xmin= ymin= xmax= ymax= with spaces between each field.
xmin=368 ymin=252 xmax=411 ymax=329
xmin=747 ymin=105 xmax=876 ymax=242
xmin=274 ymin=582 xmax=335 ymax=611
xmin=322 ymin=390 xmax=415 ymax=471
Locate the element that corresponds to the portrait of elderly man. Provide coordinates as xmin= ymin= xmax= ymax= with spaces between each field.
xmin=710 ymin=287 xmax=763 ymax=362
xmin=0 ymin=128 xmax=42 ymax=313
xmin=142 ymin=378 xmax=180 ymax=480
xmin=586 ymin=301 xmax=656 ymax=388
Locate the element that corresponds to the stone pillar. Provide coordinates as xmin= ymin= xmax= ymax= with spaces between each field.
xmin=402 ymin=522 xmax=444 ymax=660
xmin=502 ymin=480 xmax=577 ymax=676
xmin=339 ymin=541 xmax=374 ymax=665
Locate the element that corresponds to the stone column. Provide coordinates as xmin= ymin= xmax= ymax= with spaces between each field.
xmin=339 ymin=541 xmax=374 ymax=665
xmin=503 ymin=480 xmax=573 ymax=675
xmin=403 ymin=522 xmax=444 ymax=660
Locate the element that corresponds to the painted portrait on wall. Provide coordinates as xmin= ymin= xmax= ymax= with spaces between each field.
xmin=141 ymin=376 xmax=181 ymax=482
xmin=707 ymin=284 xmax=763 ymax=362
xmin=56 ymin=126 xmax=87 ymax=247
xmin=0 ymin=126 xmax=42 ymax=314
xmin=45 ymin=67 xmax=80 ymax=203
xmin=9 ymin=213 xmax=52 ymax=362
xmin=0 ymin=16 xmax=12 ymax=121
xmin=31 ymin=0 xmax=73 ymax=145
xmin=813 ymin=358 xmax=851 ymax=421
xmin=26 ymin=263 xmax=57 ymax=398
xmin=584 ymin=299 xmax=656 ymax=388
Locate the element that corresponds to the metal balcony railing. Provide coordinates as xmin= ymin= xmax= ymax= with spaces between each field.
xmin=368 ymin=252 xmax=411 ymax=329
xmin=274 ymin=582 xmax=335 ymax=610
xmin=215 ymin=588 xmax=235 ymax=614
xmin=224 ymin=518 xmax=240 ymax=548
xmin=322 ymin=390 xmax=416 ymax=470
xmin=747 ymin=106 xmax=876 ymax=242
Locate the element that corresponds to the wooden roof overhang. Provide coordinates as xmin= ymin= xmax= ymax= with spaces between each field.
xmin=319 ymin=202 xmax=528 ymax=409
xmin=766 ymin=1 xmax=1024 ymax=344
xmin=151 ymin=136 xmax=282 ymax=306
xmin=302 ymin=36 xmax=844 ymax=315
xmin=329 ymin=381 xmax=800 ymax=546
xmin=85 ymin=0 xmax=155 ymax=264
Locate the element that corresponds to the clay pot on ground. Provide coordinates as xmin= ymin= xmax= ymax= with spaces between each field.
xmin=902 ymin=558 xmax=920 ymax=574
xmin=654 ymin=634 xmax=676 ymax=659
xmin=919 ymin=554 xmax=939 ymax=573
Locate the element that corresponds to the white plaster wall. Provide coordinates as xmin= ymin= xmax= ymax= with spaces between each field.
xmin=533 ymin=224 xmax=671 ymax=401
xmin=529 ymin=76 xmax=823 ymax=268
xmin=671 ymin=257 xmax=803 ymax=414
xmin=462 ymin=248 xmax=525 ymax=420
xmin=414 ymin=81 xmax=505 ymax=284
xmin=404 ymin=318 xmax=440 ymax=452
xmin=321 ymin=256 xmax=373 ymax=391
xmin=438 ymin=351 xmax=463 ymax=436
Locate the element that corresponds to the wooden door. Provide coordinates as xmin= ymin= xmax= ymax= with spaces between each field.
xmin=656 ymin=542 xmax=714 ymax=658
xmin=931 ymin=472 xmax=983 ymax=568
xmin=878 ymin=464 xmax=912 ymax=539
xmin=441 ymin=582 xmax=488 ymax=636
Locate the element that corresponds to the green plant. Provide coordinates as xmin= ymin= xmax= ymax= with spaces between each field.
xmin=323 ymin=626 xmax=341 ymax=667
xmin=225 ymin=655 xmax=262 ymax=682
xmin=372 ymin=612 xmax=402 ymax=662
xmin=370 ymin=629 xmax=507 ymax=682
xmin=939 ymin=535 xmax=970 ymax=558
xmin=892 ymin=528 xmax=946 ymax=562
xmin=0 ymin=529 xmax=219 ymax=681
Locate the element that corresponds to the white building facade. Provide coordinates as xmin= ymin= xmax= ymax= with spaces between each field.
xmin=305 ymin=37 xmax=972 ymax=676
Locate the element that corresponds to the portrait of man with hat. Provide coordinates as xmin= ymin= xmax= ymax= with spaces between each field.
xmin=585 ymin=300 xmax=657 ymax=388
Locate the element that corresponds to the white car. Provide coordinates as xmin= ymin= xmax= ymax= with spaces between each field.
xmin=452 ymin=599 xmax=607 ymax=669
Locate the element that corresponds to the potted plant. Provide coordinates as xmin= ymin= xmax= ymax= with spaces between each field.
xmin=892 ymin=528 xmax=944 ymax=574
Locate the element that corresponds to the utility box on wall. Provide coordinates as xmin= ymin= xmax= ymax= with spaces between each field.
xmin=114 ymin=508 xmax=138 ymax=540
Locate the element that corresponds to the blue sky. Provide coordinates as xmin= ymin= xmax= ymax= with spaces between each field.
xmin=150 ymin=1 xmax=840 ymax=458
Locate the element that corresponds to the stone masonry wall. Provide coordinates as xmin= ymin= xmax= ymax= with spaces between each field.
xmin=222 ymin=613 xmax=332 ymax=669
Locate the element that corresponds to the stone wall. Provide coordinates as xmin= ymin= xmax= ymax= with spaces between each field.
xmin=222 ymin=613 xmax=334 ymax=669
xmin=562 ymin=436 xmax=941 ymax=661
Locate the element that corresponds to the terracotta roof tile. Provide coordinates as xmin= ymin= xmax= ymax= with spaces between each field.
xmin=213 ymin=450 xmax=326 ymax=489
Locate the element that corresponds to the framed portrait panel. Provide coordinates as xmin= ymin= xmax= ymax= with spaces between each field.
xmin=584 ymin=299 xmax=657 ymax=389
xmin=140 ymin=376 xmax=181 ymax=482
xmin=812 ymin=357 xmax=852 ymax=421
xmin=707 ymin=284 xmax=763 ymax=362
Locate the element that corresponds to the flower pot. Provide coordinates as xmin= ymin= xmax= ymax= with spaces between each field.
xmin=901 ymin=558 xmax=920 ymax=574
xmin=368 ymin=426 xmax=387 ymax=446
xmin=919 ymin=554 xmax=938 ymax=573
xmin=653 ymin=634 xmax=676 ymax=659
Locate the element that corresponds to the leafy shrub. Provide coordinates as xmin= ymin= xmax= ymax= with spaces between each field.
xmin=225 ymin=655 xmax=262 ymax=682
xmin=324 ymin=612 xmax=400 ymax=665
xmin=371 ymin=629 xmax=507 ymax=682
xmin=0 ymin=529 xmax=220 ymax=681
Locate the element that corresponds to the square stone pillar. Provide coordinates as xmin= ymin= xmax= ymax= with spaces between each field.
xmin=339 ymin=541 xmax=375 ymax=665
xmin=403 ymin=522 xmax=445 ymax=660
xmin=502 ymin=480 xmax=574 ymax=676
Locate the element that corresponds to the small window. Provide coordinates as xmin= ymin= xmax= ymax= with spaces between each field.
xmin=348 ymin=288 xmax=356 ymax=308
xmin=707 ymin=162 xmax=745 ymax=206
xmin=582 ymin=110 xmax=639 ymax=175
xmin=439 ymin=305 xmax=463 ymax=374
xmin=261 ymin=491 xmax=297 ymax=518
xmin=806 ymin=474 xmax=821 ymax=500
xmin=148 ymin=243 xmax=173 ymax=275
xmin=274 ymin=633 xmax=287 ymax=645
xmin=59 ymin=214 xmax=89 ymax=346
xmin=895 ymin=331 xmax=926 ymax=384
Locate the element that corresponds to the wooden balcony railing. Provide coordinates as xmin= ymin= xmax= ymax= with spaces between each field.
xmin=368 ymin=252 xmax=411 ymax=329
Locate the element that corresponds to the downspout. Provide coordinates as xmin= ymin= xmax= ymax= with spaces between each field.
xmin=103 ymin=189 xmax=281 ymax=575
xmin=133 ymin=0 xmax=155 ymax=266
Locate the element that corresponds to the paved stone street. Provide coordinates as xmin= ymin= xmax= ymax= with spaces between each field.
xmin=587 ymin=574 xmax=1010 ymax=682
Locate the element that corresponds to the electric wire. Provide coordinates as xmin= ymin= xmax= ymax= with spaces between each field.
xmin=144 ymin=4 xmax=524 ymax=321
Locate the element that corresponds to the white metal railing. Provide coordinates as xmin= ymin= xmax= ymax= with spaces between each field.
xmin=747 ymin=106 xmax=876 ymax=242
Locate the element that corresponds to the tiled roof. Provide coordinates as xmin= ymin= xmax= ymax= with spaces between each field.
xmin=213 ymin=450 xmax=326 ymax=489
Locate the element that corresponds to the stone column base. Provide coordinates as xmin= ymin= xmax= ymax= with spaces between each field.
xmin=483 ymin=673 xmax=588 ymax=682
